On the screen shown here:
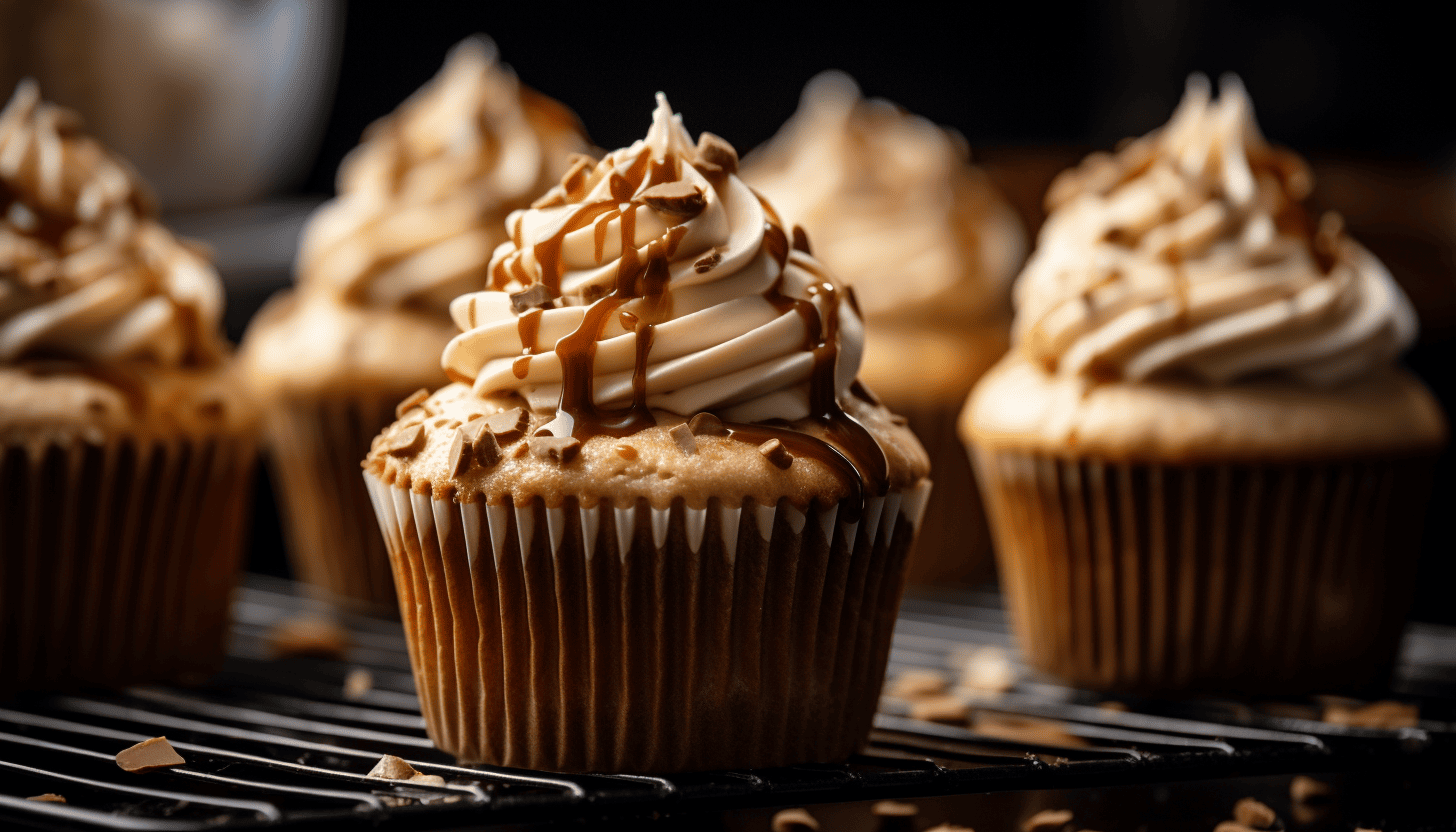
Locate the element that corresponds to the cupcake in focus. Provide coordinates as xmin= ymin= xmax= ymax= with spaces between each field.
xmin=743 ymin=71 xmax=1024 ymax=586
xmin=364 ymin=96 xmax=931 ymax=772
xmin=962 ymin=75 xmax=1445 ymax=694
xmin=0 ymin=81 xmax=257 ymax=693
xmin=242 ymin=37 xmax=589 ymax=613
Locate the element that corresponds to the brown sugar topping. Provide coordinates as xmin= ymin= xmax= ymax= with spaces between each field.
xmin=115 ymin=737 xmax=185 ymax=773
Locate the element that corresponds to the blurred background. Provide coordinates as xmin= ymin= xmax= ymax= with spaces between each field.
xmin=3 ymin=0 xmax=1454 ymax=619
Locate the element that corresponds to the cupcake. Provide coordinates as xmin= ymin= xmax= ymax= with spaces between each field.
xmin=0 ymin=81 xmax=257 ymax=693
xmin=242 ymin=38 xmax=589 ymax=613
xmin=742 ymin=71 xmax=1023 ymax=586
xmin=363 ymin=95 xmax=931 ymax=772
xmin=962 ymin=75 xmax=1445 ymax=695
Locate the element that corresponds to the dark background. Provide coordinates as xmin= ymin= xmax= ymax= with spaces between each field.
xmin=253 ymin=1 xmax=1456 ymax=621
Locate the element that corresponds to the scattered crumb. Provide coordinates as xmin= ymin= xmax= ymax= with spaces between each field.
xmin=974 ymin=713 xmax=1087 ymax=748
xmin=1233 ymin=797 xmax=1277 ymax=829
xmin=1022 ymin=809 xmax=1074 ymax=832
xmin=889 ymin=669 xmax=948 ymax=700
xmin=407 ymin=773 xmax=447 ymax=787
xmin=1213 ymin=823 xmax=1257 ymax=832
xmin=772 ymin=807 xmax=820 ymax=832
xmin=368 ymin=754 xmax=419 ymax=780
xmin=957 ymin=645 xmax=1017 ymax=694
xmin=1097 ymin=700 xmax=1129 ymax=712
xmin=116 ymin=737 xmax=185 ymax=773
xmin=872 ymin=800 xmax=918 ymax=817
xmin=1322 ymin=700 xmax=1419 ymax=729
xmin=343 ymin=668 xmax=373 ymax=701
xmin=26 ymin=794 xmax=65 ymax=803
xmin=1290 ymin=775 xmax=1334 ymax=804
xmin=267 ymin=614 xmax=351 ymax=660
xmin=909 ymin=694 xmax=970 ymax=724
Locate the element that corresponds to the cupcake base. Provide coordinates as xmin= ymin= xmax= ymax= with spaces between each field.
xmin=365 ymin=474 xmax=931 ymax=773
xmin=974 ymin=449 xmax=1432 ymax=695
xmin=0 ymin=434 xmax=255 ymax=695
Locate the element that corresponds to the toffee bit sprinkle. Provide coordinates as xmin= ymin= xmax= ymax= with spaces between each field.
xmin=509 ymin=284 xmax=554 ymax=313
xmin=616 ymin=444 xmax=638 ymax=460
xmin=1233 ymin=798 xmax=1277 ymax=830
xmin=640 ymin=181 xmax=706 ymax=218
xmin=693 ymin=250 xmax=722 ymax=273
xmin=791 ymin=224 xmax=813 ymax=254
xmin=27 ymin=794 xmax=65 ymax=803
xmin=383 ymin=424 xmax=425 ymax=458
xmin=395 ymin=389 xmax=430 ymax=419
xmin=688 ymin=411 xmax=729 ymax=436
xmin=474 ymin=431 xmax=503 ymax=468
xmin=449 ymin=430 xmax=473 ymax=476
xmin=758 ymin=437 xmax=792 ymax=469
xmin=696 ymin=132 xmax=738 ymax=174
xmin=115 ymin=737 xmax=185 ymax=773
xmin=529 ymin=435 xmax=581 ymax=464
xmin=669 ymin=423 xmax=697 ymax=455
xmin=484 ymin=407 xmax=529 ymax=443
xmin=1021 ymin=809 xmax=1073 ymax=832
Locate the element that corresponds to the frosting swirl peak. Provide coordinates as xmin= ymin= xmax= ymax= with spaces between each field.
xmin=442 ymin=95 xmax=867 ymax=439
xmin=0 ymin=80 xmax=224 ymax=368
xmin=1015 ymin=74 xmax=1416 ymax=387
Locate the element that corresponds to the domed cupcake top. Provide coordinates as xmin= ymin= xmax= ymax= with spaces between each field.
xmin=0 ymin=80 xmax=224 ymax=368
xmin=1014 ymin=74 xmax=1416 ymax=387
xmin=296 ymin=37 xmax=589 ymax=315
xmin=443 ymin=94 xmax=871 ymax=436
xmin=741 ymin=71 xmax=1023 ymax=320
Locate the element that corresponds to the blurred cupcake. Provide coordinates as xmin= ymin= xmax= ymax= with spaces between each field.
xmin=0 ymin=81 xmax=257 ymax=693
xmin=962 ymin=75 xmax=1445 ymax=694
xmin=242 ymin=37 xmax=589 ymax=613
xmin=363 ymin=96 xmax=931 ymax=772
xmin=743 ymin=71 xmax=1024 ymax=586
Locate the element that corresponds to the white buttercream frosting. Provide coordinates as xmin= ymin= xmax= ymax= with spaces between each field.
xmin=0 ymin=80 xmax=224 ymax=367
xmin=295 ymin=37 xmax=588 ymax=315
xmin=1014 ymin=74 xmax=1416 ymax=387
xmin=441 ymin=95 xmax=866 ymax=434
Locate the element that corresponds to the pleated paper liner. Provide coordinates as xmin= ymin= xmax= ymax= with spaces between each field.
xmin=267 ymin=394 xmax=403 ymax=615
xmin=973 ymin=449 xmax=1433 ymax=695
xmin=365 ymin=473 xmax=931 ymax=773
xmin=0 ymin=433 xmax=255 ymax=695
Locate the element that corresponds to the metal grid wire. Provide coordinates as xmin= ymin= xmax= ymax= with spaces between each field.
xmin=1 ymin=577 xmax=1452 ymax=830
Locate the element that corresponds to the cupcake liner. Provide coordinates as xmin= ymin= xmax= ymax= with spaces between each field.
xmin=365 ymin=472 xmax=931 ymax=773
xmin=974 ymin=449 xmax=1432 ymax=694
xmin=267 ymin=394 xmax=402 ymax=614
xmin=0 ymin=433 xmax=255 ymax=694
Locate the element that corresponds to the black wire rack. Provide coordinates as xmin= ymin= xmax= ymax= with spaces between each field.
xmin=2 ymin=577 xmax=1452 ymax=830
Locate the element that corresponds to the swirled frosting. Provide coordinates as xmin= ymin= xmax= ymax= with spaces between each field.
xmin=0 ymin=80 xmax=224 ymax=367
xmin=741 ymin=71 xmax=1023 ymax=320
xmin=295 ymin=37 xmax=589 ymax=315
xmin=1014 ymin=74 xmax=1416 ymax=388
xmin=442 ymin=94 xmax=868 ymax=438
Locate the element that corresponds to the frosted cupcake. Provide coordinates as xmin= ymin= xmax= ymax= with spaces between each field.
xmin=962 ymin=75 xmax=1445 ymax=694
xmin=364 ymin=96 xmax=931 ymax=772
xmin=0 ymin=81 xmax=257 ymax=692
xmin=743 ymin=72 xmax=1023 ymax=586
xmin=242 ymin=38 xmax=589 ymax=613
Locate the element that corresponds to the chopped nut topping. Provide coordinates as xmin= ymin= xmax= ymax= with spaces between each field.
xmin=116 ymin=737 xmax=185 ymax=773
xmin=693 ymin=250 xmax=722 ymax=273
xmin=669 ymin=423 xmax=697 ymax=455
xmin=1233 ymin=798 xmax=1277 ymax=829
xmin=791 ymin=225 xmax=812 ymax=254
xmin=1322 ymin=699 xmax=1418 ymax=729
xmin=449 ymin=430 xmax=473 ymax=476
xmin=485 ymin=408 xmax=529 ymax=443
xmin=383 ymin=424 xmax=425 ymax=458
xmin=909 ymin=694 xmax=969 ymax=724
xmin=395 ymin=389 xmax=430 ymax=419
xmin=1290 ymin=775 xmax=1334 ymax=804
xmin=27 ymin=794 xmax=65 ymax=803
xmin=343 ymin=668 xmax=373 ymax=702
xmin=696 ymin=132 xmax=738 ymax=174
xmin=267 ymin=614 xmax=351 ymax=660
xmin=889 ymin=668 xmax=948 ymax=699
xmin=640 ymin=181 xmax=706 ymax=218
xmin=510 ymin=284 xmax=554 ymax=313
xmin=474 ymin=431 xmax=502 ymax=468
xmin=758 ymin=438 xmax=792 ymax=469
xmin=1021 ymin=809 xmax=1073 ymax=832
xmin=688 ymin=412 xmax=729 ymax=436
xmin=772 ymin=808 xmax=820 ymax=832
xmin=529 ymin=435 xmax=581 ymax=464
xmin=368 ymin=754 xmax=419 ymax=780
xmin=616 ymin=444 xmax=638 ymax=460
